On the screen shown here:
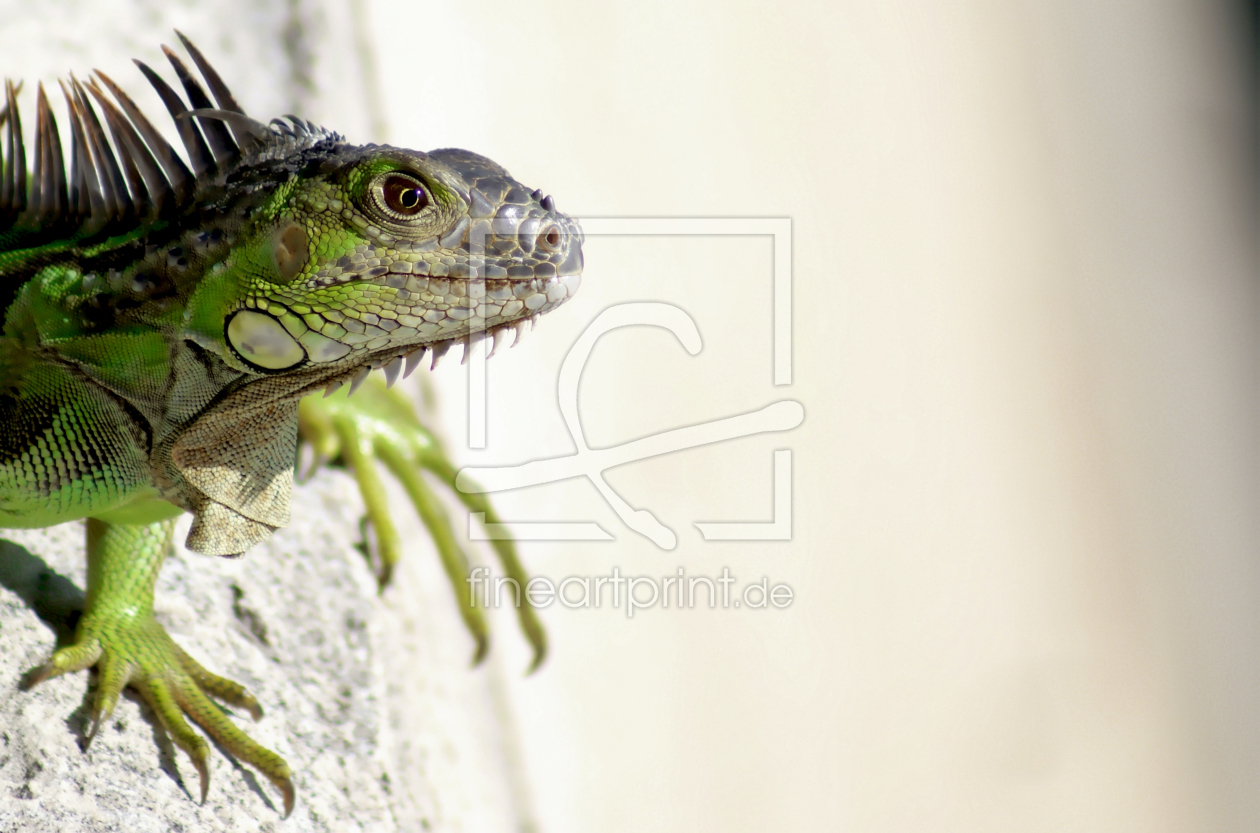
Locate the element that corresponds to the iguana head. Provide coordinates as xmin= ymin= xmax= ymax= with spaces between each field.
xmin=197 ymin=143 xmax=584 ymax=389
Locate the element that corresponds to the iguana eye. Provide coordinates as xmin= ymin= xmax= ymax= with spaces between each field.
xmin=362 ymin=167 xmax=452 ymax=239
xmin=379 ymin=174 xmax=429 ymax=216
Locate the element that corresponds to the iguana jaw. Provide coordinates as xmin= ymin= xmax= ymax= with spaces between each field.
xmin=315 ymin=268 xmax=584 ymax=397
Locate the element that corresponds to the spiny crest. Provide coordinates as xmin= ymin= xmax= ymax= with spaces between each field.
xmin=0 ymin=32 xmax=343 ymax=236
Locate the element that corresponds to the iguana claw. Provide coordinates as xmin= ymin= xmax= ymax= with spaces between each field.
xmin=298 ymin=374 xmax=547 ymax=671
xmin=23 ymin=520 xmax=295 ymax=817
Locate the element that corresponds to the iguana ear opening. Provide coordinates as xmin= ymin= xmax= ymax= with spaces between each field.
xmin=271 ymin=222 xmax=309 ymax=282
xmin=226 ymin=310 xmax=306 ymax=370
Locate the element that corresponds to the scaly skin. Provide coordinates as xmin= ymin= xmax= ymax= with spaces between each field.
xmin=0 ymin=35 xmax=582 ymax=815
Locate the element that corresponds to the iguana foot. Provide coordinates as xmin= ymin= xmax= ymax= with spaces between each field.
xmin=23 ymin=519 xmax=294 ymax=816
xmin=298 ymin=373 xmax=547 ymax=670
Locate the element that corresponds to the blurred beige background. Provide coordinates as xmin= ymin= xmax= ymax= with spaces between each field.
xmin=0 ymin=1 xmax=1255 ymax=831
xmin=396 ymin=2 xmax=1258 ymax=832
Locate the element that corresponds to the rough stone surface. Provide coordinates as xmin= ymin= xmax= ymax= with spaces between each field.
xmin=0 ymin=470 xmax=524 ymax=831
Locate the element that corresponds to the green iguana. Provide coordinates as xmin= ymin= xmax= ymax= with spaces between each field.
xmin=0 ymin=34 xmax=582 ymax=817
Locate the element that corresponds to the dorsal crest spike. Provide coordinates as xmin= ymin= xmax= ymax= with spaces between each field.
xmin=174 ymin=31 xmax=249 ymax=142
xmin=57 ymin=79 xmax=98 ymax=221
xmin=161 ymin=44 xmax=237 ymax=165
xmin=133 ymin=58 xmax=216 ymax=178
xmin=184 ymin=108 xmax=343 ymax=164
xmin=32 ymin=83 xmax=69 ymax=223
xmin=68 ymin=75 xmax=133 ymax=222
xmin=84 ymin=76 xmax=169 ymax=216
xmin=2 ymin=81 xmax=27 ymax=217
xmin=182 ymin=108 xmax=270 ymax=141
xmin=0 ymin=34 xmax=342 ymax=237
xmin=94 ymin=68 xmax=193 ymax=204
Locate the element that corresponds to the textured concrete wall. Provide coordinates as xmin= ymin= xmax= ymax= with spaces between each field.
xmin=0 ymin=3 xmax=527 ymax=830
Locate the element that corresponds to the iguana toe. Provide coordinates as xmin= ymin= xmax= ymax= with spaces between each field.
xmin=26 ymin=595 xmax=293 ymax=814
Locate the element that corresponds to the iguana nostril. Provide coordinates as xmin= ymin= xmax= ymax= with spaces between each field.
xmin=538 ymin=225 xmax=562 ymax=252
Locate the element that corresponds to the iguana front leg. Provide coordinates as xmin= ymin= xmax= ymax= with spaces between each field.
xmin=298 ymin=376 xmax=547 ymax=670
xmin=24 ymin=519 xmax=295 ymax=816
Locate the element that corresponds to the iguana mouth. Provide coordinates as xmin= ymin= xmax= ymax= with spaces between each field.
xmin=318 ymin=269 xmax=583 ymax=397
